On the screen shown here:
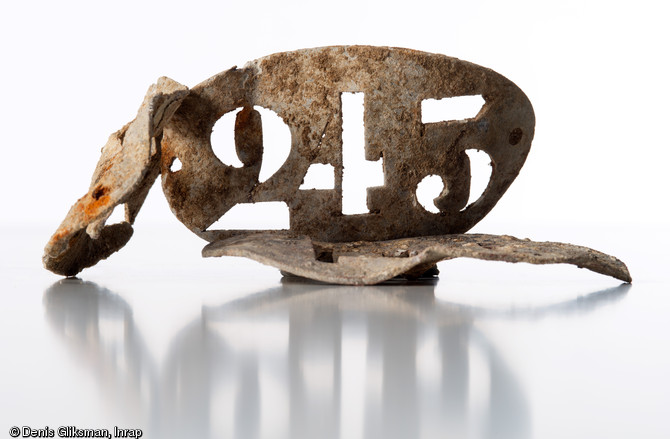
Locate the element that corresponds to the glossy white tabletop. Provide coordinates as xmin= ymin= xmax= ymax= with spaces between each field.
xmin=1 ymin=222 xmax=667 ymax=439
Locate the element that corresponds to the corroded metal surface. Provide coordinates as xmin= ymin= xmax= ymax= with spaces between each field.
xmin=202 ymin=233 xmax=632 ymax=285
xmin=43 ymin=77 xmax=189 ymax=276
xmin=43 ymin=46 xmax=631 ymax=284
xmin=161 ymin=46 xmax=535 ymax=242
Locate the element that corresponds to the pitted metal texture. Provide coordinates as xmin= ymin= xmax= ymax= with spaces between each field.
xmin=161 ymin=46 xmax=535 ymax=243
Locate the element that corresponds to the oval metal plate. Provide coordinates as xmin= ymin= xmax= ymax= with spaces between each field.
xmin=162 ymin=46 xmax=535 ymax=242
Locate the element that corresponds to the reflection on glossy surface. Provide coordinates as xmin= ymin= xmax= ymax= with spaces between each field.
xmin=43 ymin=279 xmax=629 ymax=439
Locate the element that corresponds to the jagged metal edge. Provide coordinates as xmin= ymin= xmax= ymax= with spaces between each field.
xmin=203 ymin=233 xmax=632 ymax=285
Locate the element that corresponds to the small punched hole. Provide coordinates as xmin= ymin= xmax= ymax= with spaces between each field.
xmin=313 ymin=243 xmax=335 ymax=263
xmin=509 ymin=128 xmax=523 ymax=145
xmin=92 ymin=186 xmax=108 ymax=200
xmin=170 ymin=157 xmax=182 ymax=172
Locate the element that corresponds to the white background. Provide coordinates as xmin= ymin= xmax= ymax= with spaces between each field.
xmin=1 ymin=1 xmax=669 ymax=438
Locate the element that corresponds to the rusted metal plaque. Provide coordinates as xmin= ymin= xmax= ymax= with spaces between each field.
xmin=43 ymin=46 xmax=631 ymax=284
xmin=161 ymin=46 xmax=535 ymax=242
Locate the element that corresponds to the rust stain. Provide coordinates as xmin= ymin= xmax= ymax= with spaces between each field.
xmin=49 ymin=228 xmax=71 ymax=246
xmin=42 ymin=77 xmax=189 ymax=276
xmin=234 ymin=106 xmax=253 ymax=130
xmin=70 ymin=192 xmax=111 ymax=220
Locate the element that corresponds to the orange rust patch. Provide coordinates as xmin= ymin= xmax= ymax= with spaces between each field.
xmin=98 ymin=160 xmax=114 ymax=176
xmin=49 ymin=228 xmax=71 ymax=245
xmin=235 ymin=106 xmax=253 ymax=130
xmin=84 ymin=194 xmax=112 ymax=219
